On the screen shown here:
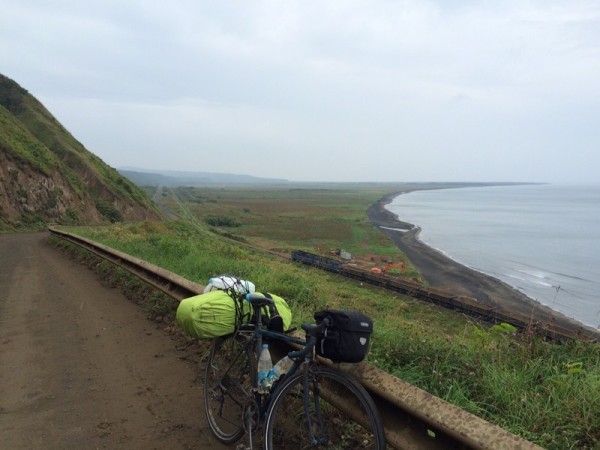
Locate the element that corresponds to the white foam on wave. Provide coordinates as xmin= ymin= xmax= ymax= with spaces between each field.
xmin=506 ymin=274 xmax=526 ymax=282
xmin=386 ymin=185 xmax=600 ymax=328
xmin=515 ymin=268 xmax=548 ymax=280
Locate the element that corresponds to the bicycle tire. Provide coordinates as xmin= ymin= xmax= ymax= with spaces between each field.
xmin=204 ymin=334 xmax=256 ymax=444
xmin=264 ymin=366 xmax=386 ymax=449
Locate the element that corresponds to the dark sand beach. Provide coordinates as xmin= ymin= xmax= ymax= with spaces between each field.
xmin=367 ymin=191 xmax=599 ymax=338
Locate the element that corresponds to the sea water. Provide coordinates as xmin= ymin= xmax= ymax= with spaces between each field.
xmin=386 ymin=184 xmax=600 ymax=328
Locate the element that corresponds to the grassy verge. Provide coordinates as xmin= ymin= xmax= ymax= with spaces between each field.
xmin=65 ymin=185 xmax=600 ymax=449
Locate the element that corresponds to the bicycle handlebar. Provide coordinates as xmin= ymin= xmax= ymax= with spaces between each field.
xmin=301 ymin=318 xmax=329 ymax=337
xmin=246 ymin=293 xmax=329 ymax=359
xmin=287 ymin=318 xmax=329 ymax=360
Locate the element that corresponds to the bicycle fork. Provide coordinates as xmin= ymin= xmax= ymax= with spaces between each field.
xmin=303 ymin=368 xmax=328 ymax=446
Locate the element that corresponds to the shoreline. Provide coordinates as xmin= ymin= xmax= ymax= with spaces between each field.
xmin=367 ymin=191 xmax=599 ymax=337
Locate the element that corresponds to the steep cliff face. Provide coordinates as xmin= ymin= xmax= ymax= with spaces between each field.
xmin=0 ymin=74 xmax=159 ymax=229
xmin=0 ymin=150 xmax=95 ymax=224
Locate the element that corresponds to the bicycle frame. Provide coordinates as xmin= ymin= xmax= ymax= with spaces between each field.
xmin=241 ymin=294 xmax=330 ymax=431
xmin=237 ymin=304 xmax=306 ymax=419
xmin=207 ymin=294 xmax=383 ymax=449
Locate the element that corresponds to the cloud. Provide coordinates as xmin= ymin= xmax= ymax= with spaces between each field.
xmin=2 ymin=0 xmax=599 ymax=182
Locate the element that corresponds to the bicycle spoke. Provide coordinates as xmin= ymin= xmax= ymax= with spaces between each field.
xmin=264 ymin=366 xmax=385 ymax=449
xmin=204 ymin=335 xmax=256 ymax=444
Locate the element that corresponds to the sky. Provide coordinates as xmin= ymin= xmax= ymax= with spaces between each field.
xmin=1 ymin=1 xmax=599 ymax=183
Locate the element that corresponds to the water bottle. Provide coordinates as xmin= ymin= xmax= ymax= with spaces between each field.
xmin=272 ymin=356 xmax=293 ymax=381
xmin=257 ymin=344 xmax=273 ymax=393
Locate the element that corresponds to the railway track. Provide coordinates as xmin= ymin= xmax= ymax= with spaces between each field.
xmin=49 ymin=227 xmax=545 ymax=449
xmin=292 ymin=250 xmax=600 ymax=343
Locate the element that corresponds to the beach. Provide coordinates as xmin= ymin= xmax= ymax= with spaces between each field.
xmin=367 ymin=192 xmax=599 ymax=338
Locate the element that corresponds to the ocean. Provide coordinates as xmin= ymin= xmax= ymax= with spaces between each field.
xmin=386 ymin=184 xmax=600 ymax=328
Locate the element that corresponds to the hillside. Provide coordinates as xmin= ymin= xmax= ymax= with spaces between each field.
xmin=0 ymin=74 xmax=159 ymax=230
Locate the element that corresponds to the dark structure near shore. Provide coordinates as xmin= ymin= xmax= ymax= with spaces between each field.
xmin=292 ymin=249 xmax=598 ymax=343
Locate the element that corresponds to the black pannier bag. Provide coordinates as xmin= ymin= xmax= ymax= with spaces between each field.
xmin=314 ymin=310 xmax=373 ymax=363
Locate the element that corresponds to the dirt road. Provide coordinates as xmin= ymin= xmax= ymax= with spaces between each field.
xmin=0 ymin=232 xmax=228 ymax=449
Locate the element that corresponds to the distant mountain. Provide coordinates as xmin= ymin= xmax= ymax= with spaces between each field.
xmin=0 ymin=74 xmax=160 ymax=230
xmin=119 ymin=167 xmax=289 ymax=186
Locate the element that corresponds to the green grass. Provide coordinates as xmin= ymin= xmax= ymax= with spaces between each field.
xmin=163 ymin=184 xmax=421 ymax=280
xmin=65 ymin=185 xmax=600 ymax=450
xmin=0 ymin=106 xmax=58 ymax=175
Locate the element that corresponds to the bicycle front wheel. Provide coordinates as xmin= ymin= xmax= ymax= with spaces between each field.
xmin=204 ymin=334 xmax=256 ymax=444
xmin=264 ymin=366 xmax=386 ymax=449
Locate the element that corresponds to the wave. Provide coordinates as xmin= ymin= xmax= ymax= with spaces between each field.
xmin=511 ymin=260 xmax=592 ymax=283
xmin=506 ymin=274 xmax=526 ymax=282
xmin=514 ymin=268 xmax=548 ymax=279
xmin=387 ymin=184 xmax=600 ymax=327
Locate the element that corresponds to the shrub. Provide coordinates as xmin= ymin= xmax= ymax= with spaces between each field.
xmin=205 ymin=215 xmax=240 ymax=227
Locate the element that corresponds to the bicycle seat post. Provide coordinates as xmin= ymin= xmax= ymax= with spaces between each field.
xmin=245 ymin=293 xmax=271 ymax=357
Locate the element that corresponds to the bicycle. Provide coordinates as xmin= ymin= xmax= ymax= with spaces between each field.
xmin=203 ymin=293 xmax=386 ymax=449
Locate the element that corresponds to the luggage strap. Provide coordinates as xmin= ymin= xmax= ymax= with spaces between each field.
xmin=261 ymin=292 xmax=284 ymax=333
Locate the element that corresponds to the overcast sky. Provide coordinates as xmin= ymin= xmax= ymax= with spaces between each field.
xmin=2 ymin=1 xmax=599 ymax=183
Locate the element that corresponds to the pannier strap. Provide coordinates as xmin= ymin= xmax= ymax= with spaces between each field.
xmin=262 ymin=293 xmax=284 ymax=333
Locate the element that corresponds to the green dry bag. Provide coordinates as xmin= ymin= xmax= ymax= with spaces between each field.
xmin=176 ymin=290 xmax=292 ymax=339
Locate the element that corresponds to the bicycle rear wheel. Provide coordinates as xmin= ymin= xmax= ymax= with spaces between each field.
xmin=204 ymin=334 xmax=256 ymax=444
xmin=264 ymin=366 xmax=386 ymax=449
